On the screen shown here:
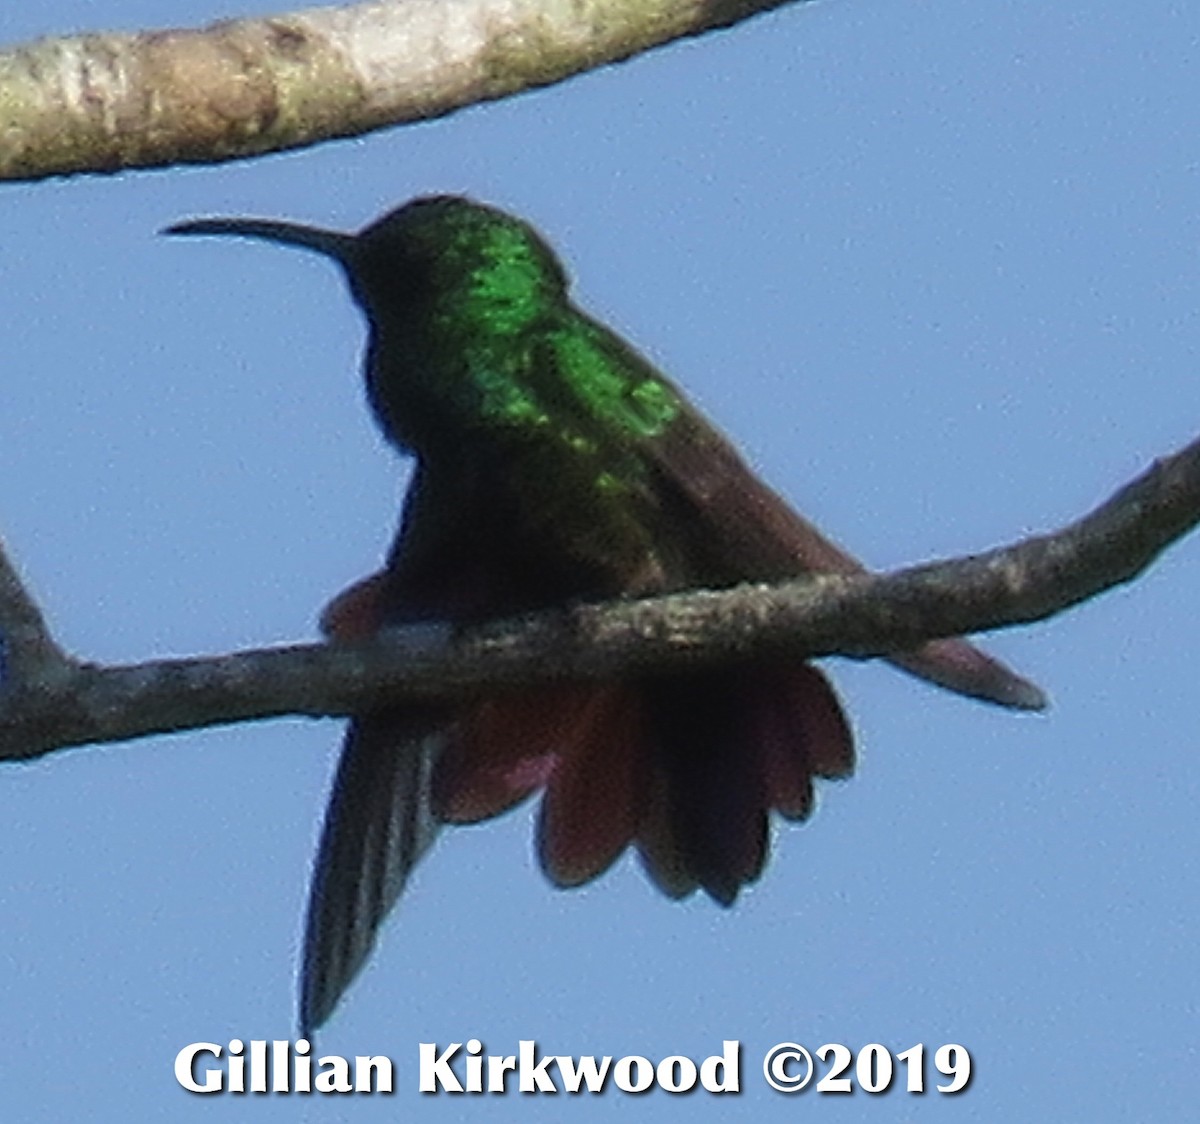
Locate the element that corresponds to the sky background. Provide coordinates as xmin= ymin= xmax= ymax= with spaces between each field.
xmin=2 ymin=0 xmax=1199 ymax=1118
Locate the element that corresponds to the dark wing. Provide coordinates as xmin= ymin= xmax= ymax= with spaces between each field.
xmin=300 ymin=713 xmax=443 ymax=1036
xmin=300 ymin=461 xmax=608 ymax=1034
xmin=565 ymin=318 xmax=1045 ymax=710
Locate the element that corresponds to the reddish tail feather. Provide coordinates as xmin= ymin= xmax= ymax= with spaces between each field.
xmin=323 ymin=569 xmax=855 ymax=903
xmin=304 ymin=570 xmax=855 ymax=1033
xmin=432 ymin=666 xmax=854 ymax=905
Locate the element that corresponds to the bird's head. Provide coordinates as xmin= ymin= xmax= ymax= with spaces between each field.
xmin=164 ymin=194 xmax=568 ymax=329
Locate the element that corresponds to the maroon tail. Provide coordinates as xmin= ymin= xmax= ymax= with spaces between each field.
xmin=632 ymin=665 xmax=853 ymax=904
xmin=433 ymin=665 xmax=854 ymax=907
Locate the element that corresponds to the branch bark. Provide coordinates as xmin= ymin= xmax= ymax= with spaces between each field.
xmin=1 ymin=433 xmax=1197 ymax=762
xmin=0 ymin=541 xmax=67 ymax=682
xmin=0 ymin=0 xmax=803 ymax=182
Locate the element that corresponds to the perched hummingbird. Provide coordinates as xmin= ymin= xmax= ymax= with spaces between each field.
xmin=166 ymin=196 xmax=1044 ymax=1033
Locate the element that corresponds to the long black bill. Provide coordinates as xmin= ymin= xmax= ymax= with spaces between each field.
xmin=163 ymin=217 xmax=357 ymax=264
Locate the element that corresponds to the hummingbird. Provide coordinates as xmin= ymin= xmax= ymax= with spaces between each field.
xmin=166 ymin=196 xmax=1045 ymax=1034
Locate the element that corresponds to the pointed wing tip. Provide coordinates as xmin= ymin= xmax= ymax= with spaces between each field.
xmin=888 ymin=639 xmax=1049 ymax=713
xmin=297 ymin=1010 xmax=330 ymax=1043
xmin=297 ymin=984 xmax=328 ymax=1043
xmin=939 ymin=669 xmax=1050 ymax=712
xmin=298 ymin=946 xmax=344 ymax=1040
xmin=995 ymin=677 xmax=1049 ymax=712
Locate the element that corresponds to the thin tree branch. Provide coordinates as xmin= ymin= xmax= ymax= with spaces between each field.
xmin=1 ymin=434 xmax=1197 ymax=762
xmin=0 ymin=0 xmax=805 ymax=182
xmin=0 ymin=538 xmax=70 ymax=682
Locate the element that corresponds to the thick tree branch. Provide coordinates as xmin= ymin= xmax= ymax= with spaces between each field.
xmin=1 ymin=434 xmax=1197 ymax=762
xmin=0 ymin=0 xmax=804 ymax=182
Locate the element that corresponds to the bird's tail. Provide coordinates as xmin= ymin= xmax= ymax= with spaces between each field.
xmin=435 ymin=664 xmax=854 ymax=906
xmin=302 ymin=663 xmax=852 ymax=1031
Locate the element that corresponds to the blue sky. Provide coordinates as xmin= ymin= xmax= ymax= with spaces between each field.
xmin=2 ymin=0 xmax=1198 ymax=1118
